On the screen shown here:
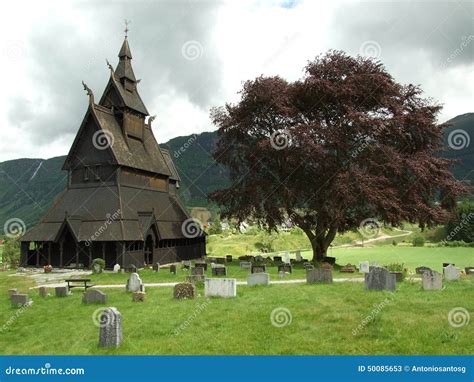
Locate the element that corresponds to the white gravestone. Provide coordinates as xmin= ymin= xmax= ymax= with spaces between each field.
xmin=295 ymin=250 xmax=302 ymax=262
xmin=443 ymin=264 xmax=460 ymax=281
xmin=204 ymin=278 xmax=237 ymax=298
xmin=126 ymin=273 xmax=145 ymax=293
xmin=247 ymin=273 xmax=270 ymax=286
xmin=359 ymin=261 xmax=370 ymax=273
xmin=284 ymin=252 xmax=291 ymax=264
xmin=113 ymin=264 xmax=121 ymax=273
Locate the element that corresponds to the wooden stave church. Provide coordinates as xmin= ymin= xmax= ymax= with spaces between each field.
xmin=19 ymin=35 xmax=206 ymax=269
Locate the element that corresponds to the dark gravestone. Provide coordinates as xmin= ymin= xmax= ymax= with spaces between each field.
xmin=340 ymin=264 xmax=356 ymax=273
xmin=303 ymin=262 xmax=314 ymax=271
xmin=195 ymin=262 xmax=208 ymax=271
xmin=191 ymin=267 xmax=205 ymax=276
xmin=306 ymin=268 xmax=333 ymax=284
xmin=173 ymin=283 xmax=196 ymax=299
xmin=465 ymin=267 xmax=474 ymax=275
xmin=278 ymin=264 xmax=292 ymax=274
xmin=216 ymin=258 xmax=227 ymax=264
xmin=226 ymin=255 xmax=233 ymax=263
xmin=322 ymin=256 xmax=336 ymax=265
xmin=11 ymin=294 xmax=32 ymax=307
xmin=212 ymin=266 xmax=227 ymax=276
xmin=415 ymin=266 xmax=432 ymax=275
xmin=83 ymin=289 xmax=108 ymax=304
xmin=55 ymin=286 xmax=69 ymax=297
xmin=273 ymin=256 xmax=282 ymax=263
xmin=251 ymin=264 xmax=266 ymax=274
xmin=170 ymin=264 xmax=177 ymax=274
xmin=255 ymin=255 xmax=264 ymax=262
xmin=98 ymin=307 xmax=122 ymax=348
xmin=365 ymin=267 xmax=396 ymax=291
xmin=391 ymin=272 xmax=404 ymax=282
xmin=152 ymin=263 xmax=160 ymax=272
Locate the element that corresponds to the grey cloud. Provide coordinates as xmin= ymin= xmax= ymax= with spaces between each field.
xmin=11 ymin=0 xmax=223 ymax=145
xmin=331 ymin=1 xmax=474 ymax=69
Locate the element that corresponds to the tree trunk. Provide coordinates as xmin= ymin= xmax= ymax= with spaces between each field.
xmin=299 ymin=225 xmax=337 ymax=263
xmin=310 ymin=238 xmax=327 ymax=263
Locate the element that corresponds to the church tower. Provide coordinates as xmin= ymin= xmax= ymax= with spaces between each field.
xmin=20 ymin=33 xmax=206 ymax=269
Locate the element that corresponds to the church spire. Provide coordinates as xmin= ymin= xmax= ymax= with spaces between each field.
xmin=115 ymin=20 xmax=136 ymax=83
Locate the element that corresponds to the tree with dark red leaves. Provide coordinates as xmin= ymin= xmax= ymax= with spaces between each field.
xmin=209 ymin=51 xmax=467 ymax=262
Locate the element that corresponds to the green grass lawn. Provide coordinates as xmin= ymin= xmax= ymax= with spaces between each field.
xmin=0 ymin=271 xmax=472 ymax=355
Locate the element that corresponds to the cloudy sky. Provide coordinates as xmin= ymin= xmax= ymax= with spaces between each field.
xmin=0 ymin=0 xmax=472 ymax=162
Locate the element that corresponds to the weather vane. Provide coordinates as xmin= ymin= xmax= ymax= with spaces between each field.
xmin=124 ymin=19 xmax=131 ymax=38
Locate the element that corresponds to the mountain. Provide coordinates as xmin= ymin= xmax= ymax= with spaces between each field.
xmin=1 ymin=113 xmax=473 ymax=233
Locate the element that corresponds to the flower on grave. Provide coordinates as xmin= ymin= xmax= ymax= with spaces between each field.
xmin=43 ymin=265 xmax=52 ymax=273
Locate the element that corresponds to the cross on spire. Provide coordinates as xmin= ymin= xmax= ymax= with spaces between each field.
xmin=124 ymin=19 xmax=131 ymax=38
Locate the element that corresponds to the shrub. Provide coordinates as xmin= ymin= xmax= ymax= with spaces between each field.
xmin=385 ymin=263 xmax=407 ymax=280
xmin=91 ymin=258 xmax=105 ymax=273
xmin=445 ymin=201 xmax=474 ymax=243
xmin=2 ymin=237 xmax=20 ymax=268
xmin=392 ymin=240 xmax=397 ymax=246
xmin=412 ymin=236 xmax=425 ymax=247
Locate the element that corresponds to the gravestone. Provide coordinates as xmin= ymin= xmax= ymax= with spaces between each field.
xmin=11 ymin=294 xmax=32 ymax=307
xmin=170 ymin=264 xmax=177 ymax=274
xmin=306 ymin=268 xmax=333 ymax=284
xmin=191 ymin=267 xmax=205 ymax=276
xmin=216 ymin=257 xmax=227 ymax=264
xmin=195 ymin=262 xmax=208 ymax=271
xmin=422 ymin=270 xmax=442 ymax=290
xmin=465 ymin=267 xmax=474 ymax=275
xmin=113 ymin=264 xmax=121 ymax=273
xmin=255 ymin=255 xmax=264 ymax=262
xmin=273 ymin=256 xmax=282 ymax=263
xmin=187 ymin=275 xmax=205 ymax=284
xmin=295 ymin=250 xmax=302 ymax=262
xmin=278 ymin=264 xmax=292 ymax=274
xmin=340 ymin=264 xmax=356 ymax=273
xmin=205 ymin=278 xmax=237 ymax=298
xmin=443 ymin=264 xmax=460 ymax=281
xmin=152 ymin=262 xmax=160 ymax=272
xmin=365 ymin=267 xmax=396 ymax=291
xmin=132 ymin=291 xmax=146 ymax=302
xmin=126 ymin=273 xmax=145 ymax=293
xmin=83 ymin=289 xmax=107 ymax=304
xmin=251 ymin=264 xmax=266 ymax=274
xmin=93 ymin=263 xmax=102 ymax=274
xmin=212 ymin=266 xmax=227 ymax=276
xmin=240 ymin=261 xmax=252 ymax=270
xmin=391 ymin=272 xmax=404 ymax=282
xmin=359 ymin=261 xmax=370 ymax=273
xmin=98 ymin=307 xmax=122 ymax=348
xmin=278 ymin=271 xmax=286 ymax=278
xmin=182 ymin=260 xmax=192 ymax=269
xmin=323 ymin=256 xmax=336 ymax=265
xmin=38 ymin=286 xmax=49 ymax=298
xmin=55 ymin=286 xmax=69 ymax=297
xmin=247 ymin=273 xmax=270 ymax=286
xmin=283 ymin=252 xmax=291 ymax=264
xmin=8 ymin=288 xmax=18 ymax=297
xmin=129 ymin=265 xmax=137 ymax=273
xmin=415 ymin=266 xmax=431 ymax=275
xmin=226 ymin=255 xmax=233 ymax=263
xmin=173 ymin=283 xmax=196 ymax=299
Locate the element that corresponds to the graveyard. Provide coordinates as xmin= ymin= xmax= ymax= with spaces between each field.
xmin=1 ymin=244 xmax=473 ymax=356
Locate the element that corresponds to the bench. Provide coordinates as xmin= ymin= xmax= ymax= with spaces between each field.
xmin=65 ymin=278 xmax=94 ymax=290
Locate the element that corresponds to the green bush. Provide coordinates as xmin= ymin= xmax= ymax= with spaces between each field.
xmin=91 ymin=258 xmax=105 ymax=273
xmin=384 ymin=263 xmax=407 ymax=280
xmin=412 ymin=236 xmax=425 ymax=247
xmin=392 ymin=240 xmax=397 ymax=246
xmin=2 ymin=237 xmax=20 ymax=268
xmin=445 ymin=202 xmax=474 ymax=243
